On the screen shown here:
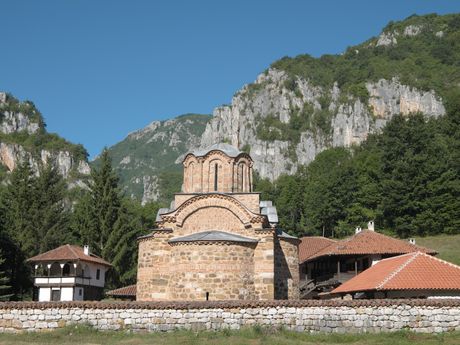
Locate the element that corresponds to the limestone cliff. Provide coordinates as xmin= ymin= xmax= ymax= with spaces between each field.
xmin=0 ymin=92 xmax=90 ymax=186
xmin=200 ymin=70 xmax=445 ymax=180
xmin=200 ymin=13 xmax=456 ymax=180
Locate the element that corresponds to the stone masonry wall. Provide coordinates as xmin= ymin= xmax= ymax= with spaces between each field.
xmin=0 ymin=300 xmax=460 ymax=333
xmin=168 ymin=243 xmax=256 ymax=300
xmin=274 ymin=237 xmax=300 ymax=300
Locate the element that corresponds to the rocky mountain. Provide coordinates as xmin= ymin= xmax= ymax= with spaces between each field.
xmin=200 ymin=13 xmax=457 ymax=180
xmin=107 ymin=13 xmax=460 ymax=203
xmin=96 ymin=114 xmax=211 ymax=204
xmin=0 ymin=92 xmax=90 ymax=188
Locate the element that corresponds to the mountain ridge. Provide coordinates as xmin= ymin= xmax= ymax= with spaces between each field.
xmin=102 ymin=12 xmax=460 ymax=204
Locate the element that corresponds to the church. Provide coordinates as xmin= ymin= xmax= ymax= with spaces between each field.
xmin=136 ymin=143 xmax=300 ymax=301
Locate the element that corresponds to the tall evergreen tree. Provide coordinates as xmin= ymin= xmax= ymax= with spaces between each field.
xmin=32 ymin=163 xmax=70 ymax=254
xmin=79 ymin=149 xmax=121 ymax=257
xmin=3 ymin=161 xmax=36 ymax=254
xmin=0 ymin=252 xmax=12 ymax=301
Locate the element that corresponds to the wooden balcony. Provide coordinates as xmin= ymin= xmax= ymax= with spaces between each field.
xmin=34 ymin=275 xmax=92 ymax=286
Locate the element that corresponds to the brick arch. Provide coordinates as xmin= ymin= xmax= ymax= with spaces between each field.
xmin=174 ymin=194 xmax=255 ymax=227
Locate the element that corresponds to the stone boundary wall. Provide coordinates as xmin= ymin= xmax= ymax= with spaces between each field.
xmin=0 ymin=300 xmax=459 ymax=333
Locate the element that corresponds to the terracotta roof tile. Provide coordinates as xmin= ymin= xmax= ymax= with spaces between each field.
xmin=332 ymin=252 xmax=460 ymax=294
xmin=106 ymin=285 xmax=137 ymax=297
xmin=27 ymin=244 xmax=112 ymax=267
xmin=304 ymin=230 xmax=436 ymax=262
xmin=299 ymin=236 xmax=336 ymax=263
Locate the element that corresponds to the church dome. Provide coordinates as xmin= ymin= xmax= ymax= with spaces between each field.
xmin=189 ymin=143 xmax=243 ymax=158
xmin=183 ymin=142 xmax=253 ymax=193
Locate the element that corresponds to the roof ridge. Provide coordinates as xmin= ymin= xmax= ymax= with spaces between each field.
xmin=421 ymin=251 xmax=460 ymax=271
xmin=377 ymin=252 xmax=420 ymax=290
xmin=66 ymin=244 xmax=80 ymax=259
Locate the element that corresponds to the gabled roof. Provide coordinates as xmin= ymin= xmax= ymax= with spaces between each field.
xmin=332 ymin=252 xmax=460 ymax=294
xmin=106 ymin=284 xmax=137 ymax=297
xmin=303 ymin=230 xmax=436 ymax=262
xmin=190 ymin=143 xmax=243 ymax=158
xmin=299 ymin=236 xmax=337 ymax=263
xmin=27 ymin=244 xmax=112 ymax=267
xmin=169 ymin=230 xmax=259 ymax=244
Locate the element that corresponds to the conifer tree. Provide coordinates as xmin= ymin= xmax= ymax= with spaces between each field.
xmin=3 ymin=161 xmax=36 ymax=255
xmin=32 ymin=163 xmax=69 ymax=254
xmin=0 ymin=253 xmax=12 ymax=301
xmin=83 ymin=148 xmax=122 ymax=258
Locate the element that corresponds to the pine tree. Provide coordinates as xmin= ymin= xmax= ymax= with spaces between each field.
xmin=1 ymin=161 xmax=35 ymax=298
xmin=84 ymin=149 xmax=122 ymax=257
xmin=3 ymin=161 xmax=36 ymax=255
xmin=0 ymin=253 xmax=12 ymax=301
xmin=105 ymin=201 xmax=142 ymax=288
xmin=32 ymin=163 xmax=70 ymax=254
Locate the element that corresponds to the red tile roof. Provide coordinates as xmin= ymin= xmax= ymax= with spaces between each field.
xmin=106 ymin=285 xmax=137 ymax=297
xmin=27 ymin=244 xmax=112 ymax=267
xmin=299 ymin=236 xmax=337 ymax=263
xmin=332 ymin=252 xmax=460 ymax=294
xmin=302 ymin=230 xmax=436 ymax=263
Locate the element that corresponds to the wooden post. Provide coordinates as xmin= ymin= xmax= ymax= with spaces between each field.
xmin=337 ymin=260 xmax=340 ymax=281
xmin=355 ymin=260 xmax=358 ymax=276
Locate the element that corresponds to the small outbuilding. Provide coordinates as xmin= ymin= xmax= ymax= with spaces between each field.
xmin=27 ymin=244 xmax=112 ymax=302
xmin=331 ymin=251 xmax=460 ymax=299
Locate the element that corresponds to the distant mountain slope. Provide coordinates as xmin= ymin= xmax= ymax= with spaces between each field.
xmin=97 ymin=114 xmax=211 ymax=204
xmin=200 ymin=13 xmax=459 ymax=180
xmin=0 ymin=92 xmax=90 ymax=188
xmin=107 ymin=13 xmax=460 ymax=202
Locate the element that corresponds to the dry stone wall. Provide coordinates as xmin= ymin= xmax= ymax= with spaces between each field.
xmin=0 ymin=300 xmax=459 ymax=333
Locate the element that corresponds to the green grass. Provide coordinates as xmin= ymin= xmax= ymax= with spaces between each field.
xmin=415 ymin=234 xmax=460 ymax=266
xmin=0 ymin=325 xmax=459 ymax=345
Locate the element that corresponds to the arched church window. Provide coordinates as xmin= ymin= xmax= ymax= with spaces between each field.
xmin=238 ymin=163 xmax=244 ymax=192
xmin=214 ymin=163 xmax=218 ymax=191
xmin=189 ymin=162 xmax=194 ymax=192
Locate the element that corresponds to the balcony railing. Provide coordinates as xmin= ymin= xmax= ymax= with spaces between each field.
xmin=34 ymin=275 xmax=92 ymax=286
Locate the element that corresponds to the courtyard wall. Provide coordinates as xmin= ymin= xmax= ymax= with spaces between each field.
xmin=0 ymin=300 xmax=459 ymax=333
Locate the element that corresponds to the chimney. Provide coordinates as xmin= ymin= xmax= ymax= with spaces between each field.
xmin=368 ymin=221 xmax=375 ymax=231
xmin=83 ymin=245 xmax=90 ymax=256
xmin=409 ymin=238 xmax=416 ymax=245
xmin=355 ymin=226 xmax=362 ymax=234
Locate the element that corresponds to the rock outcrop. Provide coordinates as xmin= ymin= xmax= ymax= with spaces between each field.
xmin=0 ymin=92 xmax=90 ymax=184
xmin=200 ymin=69 xmax=445 ymax=180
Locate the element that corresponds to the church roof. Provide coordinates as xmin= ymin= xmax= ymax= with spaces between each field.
xmin=190 ymin=143 xmax=243 ymax=158
xmin=27 ymin=244 xmax=112 ymax=267
xmin=301 ymin=230 xmax=436 ymax=263
xmin=169 ymin=230 xmax=258 ymax=244
xmin=332 ymin=252 xmax=460 ymax=295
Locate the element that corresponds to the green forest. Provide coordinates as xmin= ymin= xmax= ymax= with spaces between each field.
xmin=0 ymin=150 xmax=160 ymax=300
xmin=255 ymin=88 xmax=460 ymax=239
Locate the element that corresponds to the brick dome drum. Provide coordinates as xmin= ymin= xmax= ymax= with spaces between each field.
xmin=136 ymin=143 xmax=300 ymax=301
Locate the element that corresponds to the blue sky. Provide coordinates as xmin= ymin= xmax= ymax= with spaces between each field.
xmin=1 ymin=1 xmax=459 ymax=158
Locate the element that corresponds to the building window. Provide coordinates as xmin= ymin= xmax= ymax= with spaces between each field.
xmin=96 ymin=269 xmax=100 ymax=280
xmin=214 ymin=163 xmax=218 ymax=191
xmin=79 ymin=288 xmax=82 ymax=296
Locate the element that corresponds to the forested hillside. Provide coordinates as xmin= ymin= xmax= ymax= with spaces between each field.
xmin=256 ymin=89 xmax=460 ymax=238
xmin=94 ymin=114 xmax=211 ymax=204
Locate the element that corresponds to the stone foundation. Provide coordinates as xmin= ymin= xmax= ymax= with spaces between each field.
xmin=0 ymin=300 xmax=459 ymax=333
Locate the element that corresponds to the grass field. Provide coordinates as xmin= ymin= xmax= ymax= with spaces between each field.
xmin=0 ymin=325 xmax=459 ymax=345
xmin=415 ymin=234 xmax=460 ymax=265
